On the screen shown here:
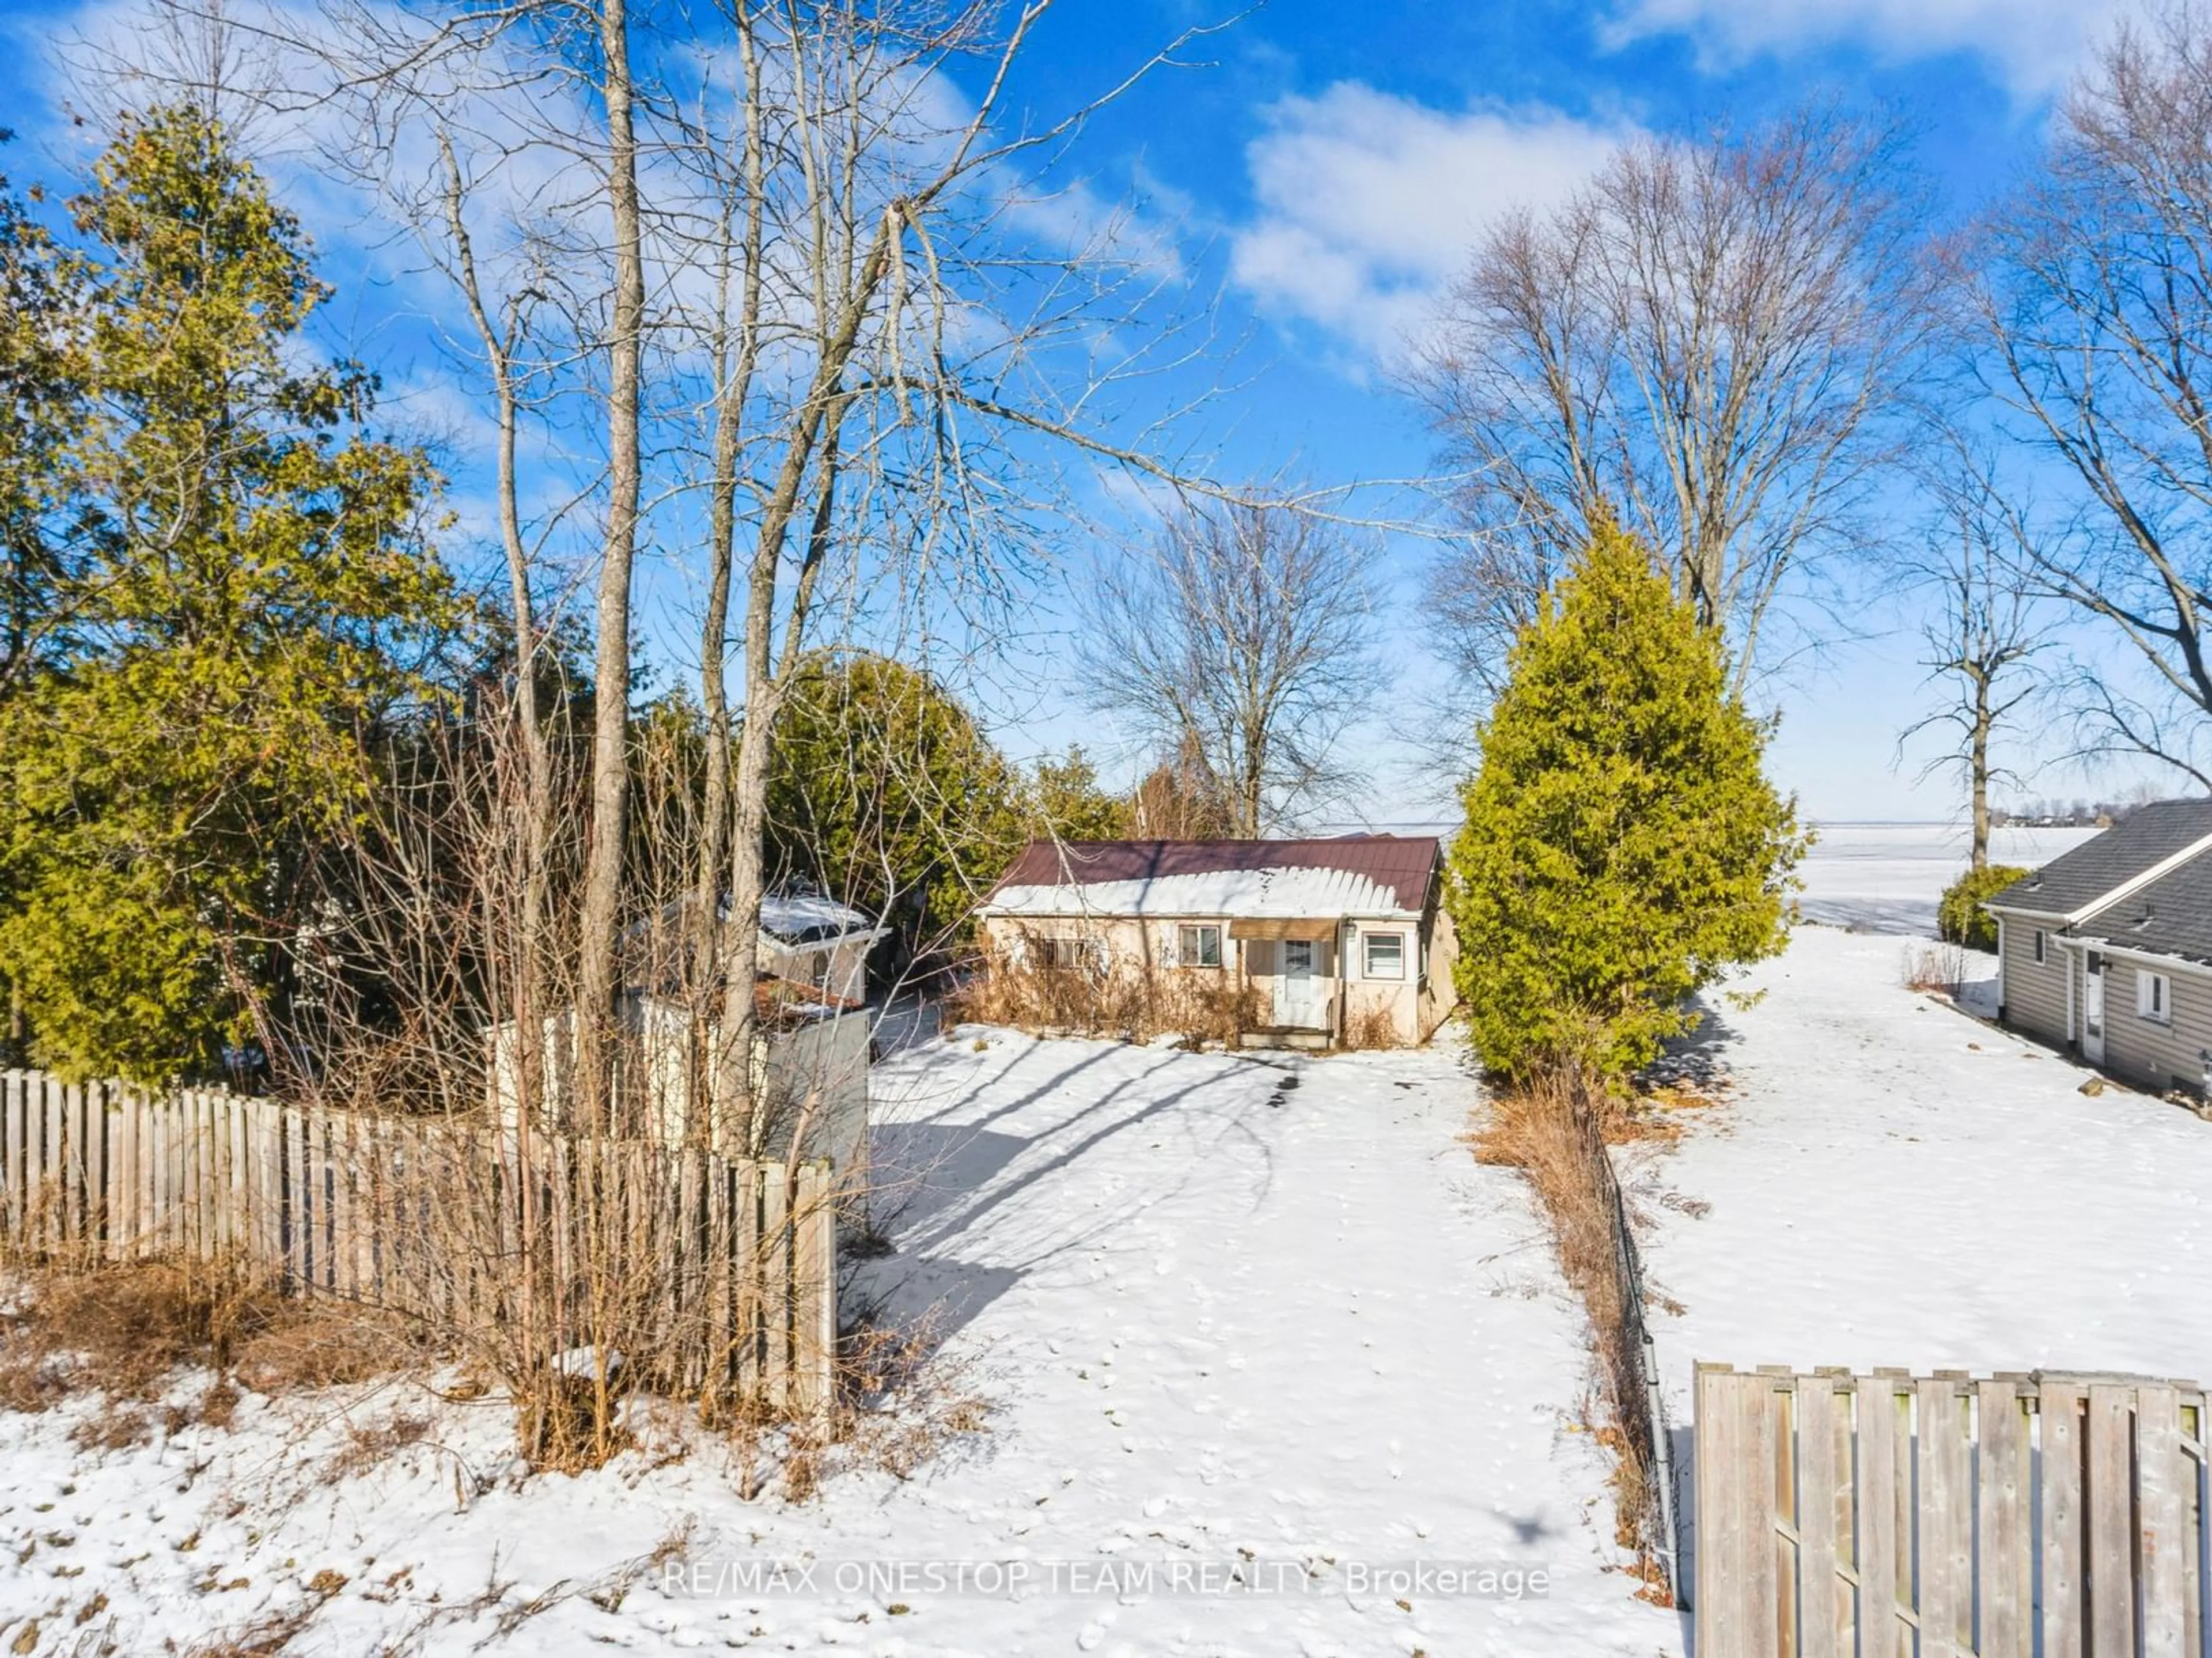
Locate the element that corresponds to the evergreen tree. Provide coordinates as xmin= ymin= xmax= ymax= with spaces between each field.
xmin=766 ymin=653 xmax=1022 ymax=963
xmin=0 ymin=138 xmax=85 ymax=701
xmin=0 ymin=108 xmax=455 ymax=1082
xmin=1032 ymin=747 xmax=1132 ymax=842
xmin=1448 ymin=521 xmax=1806 ymax=1084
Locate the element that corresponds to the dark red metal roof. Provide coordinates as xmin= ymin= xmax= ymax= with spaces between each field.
xmin=988 ymin=835 xmax=1443 ymax=914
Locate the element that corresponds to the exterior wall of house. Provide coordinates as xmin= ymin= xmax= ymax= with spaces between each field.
xmin=1997 ymin=915 xmax=2071 ymax=1049
xmin=979 ymin=909 xmax=1456 ymax=1045
xmin=980 ymin=914 xmax=1194 ymax=977
xmin=2095 ymin=955 xmax=2212 ymax=1095
xmin=1339 ymin=918 xmax=1423 ymax=1044
xmin=1419 ymin=904 xmax=1461 ymax=1040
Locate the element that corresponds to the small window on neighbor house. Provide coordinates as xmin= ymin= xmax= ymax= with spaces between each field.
xmin=1179 ymin=924 xmax=1222 ymax=968
xmin=1039 ymin=936 xmax=1086 ymax=971
xmin=2033 ymin=930 xmax=2048 ymax=966
xmin=1364 ymin=932 xmax=1405 ymax=980
xmin=2141 ymin=970 xmax=2172 ymax=1023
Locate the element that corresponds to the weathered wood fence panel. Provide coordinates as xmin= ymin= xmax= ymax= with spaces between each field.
xmin=1696 ymin=1363 xmax=2210 ymax=1656
xmin=0 ymin=1069 xmax=836 ymax=1408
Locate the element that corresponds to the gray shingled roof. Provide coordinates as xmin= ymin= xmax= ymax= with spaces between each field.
xmin=1988 ymin=798 xmax=2212 ymax=918
xmin=2079 ymin=854 xmax=2212 ymax=964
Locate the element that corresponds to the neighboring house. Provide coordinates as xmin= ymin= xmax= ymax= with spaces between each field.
xmin=490 ymin=889 xmax=885 ymax=1172
xmin=758 ymin=893 xmax=889 ymax=1008
xmin=1987 ymin=798 xmax=2212 ymax=1096
xmin=975 ymin=835 xmax=1459 ymax=1048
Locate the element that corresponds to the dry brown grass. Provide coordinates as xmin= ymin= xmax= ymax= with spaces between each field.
xmin=179 ymin=1602 xmax=319 ymax=1658
xmin=0 ymin=1260 xmax=415 ymax=1418
xmin=329 ymin=1407 xmax=433 ymax=1481
xmin=947 ymin=955 xmax=1264 ymax=1047
xmin=231 ymin=1305 xmax=415 ymax=1394
xmin=1469 ymin=1068 xmax=1668 ymax=1592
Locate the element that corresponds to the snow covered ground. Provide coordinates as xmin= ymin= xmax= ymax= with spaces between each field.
xmin=1642 ymin=871 xmax=2212 ymax=1510
xmin=12 ymin=820 xmax=2168 ymax=1656
xmin=1793 ymin=821 xmax=2100 ymax=934
xmin=0 ymin=1031 xmax=1673 ymax=1656
xmin=1645 ymin=924 xmax=2212 ymax=1394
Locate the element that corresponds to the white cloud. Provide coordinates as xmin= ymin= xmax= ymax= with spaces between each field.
xmin=1229 ymin=84 xmax=1634 ymax=365
xmin=1602 ymin=0 xmax=2122 ymax=96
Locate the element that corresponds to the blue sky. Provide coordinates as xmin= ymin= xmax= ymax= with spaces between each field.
xmin=0 ymin=0 xmax=2167 ymax=823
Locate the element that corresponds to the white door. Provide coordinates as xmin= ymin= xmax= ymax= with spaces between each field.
xmin=1276 ymin=939 xmax=1318 ymax=1028
xmin=2083 ymin=950 xmax=2107 ymax=1063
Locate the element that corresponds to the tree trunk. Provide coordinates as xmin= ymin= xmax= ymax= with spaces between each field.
xmin=575 ymin=0 xmax=645 ymax=1127
xmin=440 ymin=130 xmax=554 ymax=1126
xmin=688 ymin=9 xmax=766 ymax=1017
xmin=1969 ymin=677 xmax=1993 ymax=870
xmin=690 ymin=304 xmax=738 ymax=1005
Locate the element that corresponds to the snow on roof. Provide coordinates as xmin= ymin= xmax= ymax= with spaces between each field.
xmin=980 ymin=836 xmax=1439 ymax=921
xmin=759 ymin=893 xmax=877 ymax=943
xmin=983 ymin=862 xmax=1422 ymax=921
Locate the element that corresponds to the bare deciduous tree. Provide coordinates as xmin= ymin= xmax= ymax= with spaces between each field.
xmin=1970 ymin=6 xmax=2212 ymax=787
xmin=274 ymin=0 xmax=1231 ymax=1142
xmin=53 ymin=0 xmax=1238 ymax=1467
xmin=1128 ymin=733 xmax=1236 ymax=839
xmin=1078 ymin=500 xmax=1378 ymax=838
xmin=1897 ymin=464 xmax=2050 ymax=866
xmin=1413 ymin=105 xmax=1926 ymax=696
xmin=573 ymin=0 xmax=647 ymax=1125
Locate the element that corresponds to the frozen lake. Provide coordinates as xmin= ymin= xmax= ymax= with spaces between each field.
xmin=1796 ymin=821 xmax=2102 ymax=936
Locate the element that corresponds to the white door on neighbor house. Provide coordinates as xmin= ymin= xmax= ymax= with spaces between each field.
xmin=1276 ymin=938 xmax=1319 ymax=1028
xmin=2083 ymin=950 xmax=2107 ymax=1063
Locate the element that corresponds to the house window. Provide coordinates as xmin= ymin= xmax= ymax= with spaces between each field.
xmin=1179 ymin=924 xmax=1222 ymax=968
xmin=1363 ymin=932 xmax=1405 ymax=980
xmin=2033 ymin=930 xmax=2047 ymax=966
xmin=2140 ymin=970 xmax=2172 ymax=1023
xmin=1038 ymin=936 xmax=1093 ymax=971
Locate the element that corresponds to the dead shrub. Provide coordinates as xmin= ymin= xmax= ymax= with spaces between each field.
xmin=2 ymin=1261 xmax=271 ymax=1399
xmin=823 ymin=1309 xmax=991 ymax=1485
xmin=329 ymin=1408 xmax=431 ymax=1481
xmin=1903 ymin=941 xmax=1969 ymax=997
xmin=67 ymin=1405 xmax=151 ymax=1452
xmin=1341 ymin=1003 xmax=1402 ymax=1051
xmin=517 ymin=1364 xmax=635 ymax=1473
xmin=197 ymin=1376 xmax=241 ymax=1429
xmin=946 ymin=951 xmax=1264 ymax=1047
xmin=230 ymin=1303 xmax=414 ymax=1394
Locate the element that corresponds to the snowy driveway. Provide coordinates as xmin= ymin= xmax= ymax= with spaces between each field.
xmin=831 ymin=1029 xmax=1674 ymax=1655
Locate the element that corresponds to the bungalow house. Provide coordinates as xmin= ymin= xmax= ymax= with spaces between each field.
xmin=975 ymin=835 xmax=1459 ymax=1048
xmin=1986 ymin=798 xmax=2212 ymax=1095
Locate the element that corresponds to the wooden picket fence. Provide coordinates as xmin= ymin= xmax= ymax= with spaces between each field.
xmin=1696 ymin=1363 xmax=2210 ymax=1656
xmin=0 ymin=1068 xmax=838 ymax=1410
